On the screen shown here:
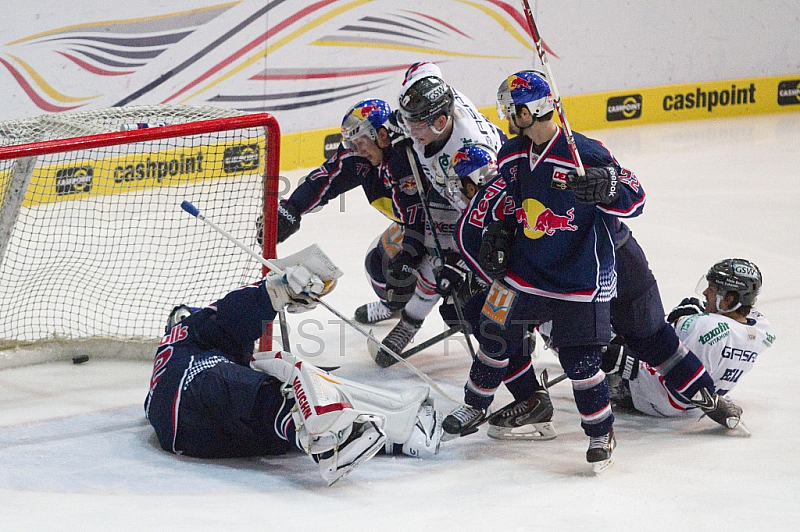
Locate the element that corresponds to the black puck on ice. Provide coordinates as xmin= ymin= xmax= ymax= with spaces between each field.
xmin=72 ymin=355 xmax=90 ymax=364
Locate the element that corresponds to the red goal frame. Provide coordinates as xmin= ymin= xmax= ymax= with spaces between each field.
xmin=0 ymin=113 xmax=280 ymax=351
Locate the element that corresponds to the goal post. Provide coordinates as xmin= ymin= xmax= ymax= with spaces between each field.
xmin=0 ymin=105 xmax=280 ymax=369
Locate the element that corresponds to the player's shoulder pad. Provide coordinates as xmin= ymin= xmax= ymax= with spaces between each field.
xmin=497 ymin=135 xmax=526 ymax=163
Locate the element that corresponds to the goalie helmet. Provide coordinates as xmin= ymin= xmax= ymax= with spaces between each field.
xmin=164 ymin=304 xmax=200 ymax=334
xmin=398 ymin=76 xmax=454 ymax=127
xmin=451 ymin=145 xmax=498 ymax=187
xmin=341 ymin=99 xmax=392 ymax=150
xmin=496 ymin=70 xmax=554 ymax=121
xmin=705 ymin=258 xmax=762 ymax=307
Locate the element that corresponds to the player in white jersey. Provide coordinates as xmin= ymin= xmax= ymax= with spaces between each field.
xmin=369 ymin=64 xmax=506 ymax=357
xmin=609 ymin=258 xmax=775 ymax=418
xmin=397 ymin=63 xmax=505 ymax=213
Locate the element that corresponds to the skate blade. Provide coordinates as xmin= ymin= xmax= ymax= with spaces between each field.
xmin=732 ymin=418 xmax=751 ymax=437
xmin=591 ymin=456 xmax=614 ymax=474
xmin=486 ymin=422 xmax=558 ymax=441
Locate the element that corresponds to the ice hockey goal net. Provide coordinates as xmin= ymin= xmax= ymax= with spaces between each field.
xmin=0 ymin=105 xmax=279 ymax=369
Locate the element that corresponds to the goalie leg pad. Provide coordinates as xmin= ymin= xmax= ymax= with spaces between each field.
xmin=285 ymin=360 xmax=388 ymax=485
xmin=384 ymin=402 xmax=444 ymax=457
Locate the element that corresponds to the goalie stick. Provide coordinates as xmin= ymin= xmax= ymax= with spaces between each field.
xmin=520 ymin=0 xmax=585 ymax=177
xmin=180 ymin=200 xmax=465 ymax=406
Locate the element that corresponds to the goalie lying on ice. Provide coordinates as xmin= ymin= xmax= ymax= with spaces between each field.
xmin=143 ymin=244 xmax=443 ymax=486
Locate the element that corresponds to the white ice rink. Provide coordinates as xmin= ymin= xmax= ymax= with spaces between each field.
xmin=2 ymin=113 xmax=799 ymax=531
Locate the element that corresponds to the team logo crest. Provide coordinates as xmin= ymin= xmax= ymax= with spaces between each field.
xmin=519 ymin=199 xmax=578 ymax=239
xmin=482 ymin=281 xmax=516 ymax=324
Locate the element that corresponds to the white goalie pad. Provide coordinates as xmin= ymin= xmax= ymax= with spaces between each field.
xmin=284 ymin=358 xmax=387 ymax=485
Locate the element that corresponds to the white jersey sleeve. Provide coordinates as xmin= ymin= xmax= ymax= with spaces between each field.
xmin=413 ymin=89 xmax=504 ymax=212
xmin=628 ymin=310 xmax=775 ymax=417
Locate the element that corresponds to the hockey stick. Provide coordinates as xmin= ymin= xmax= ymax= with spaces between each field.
xmin=369 ymin=324 xmax=462 ymax=367
xmin=404 ymin=145 xmax=478 ymax=360
xmin=519 ymin=0 xmax=585 ymax=177
xmin=180 ymin=200 xmax=465 ymax=406
xmin=541 ymin=368 xmax=568 ymax=389
xmin=277 ymin=309 xmax=291 ymax=351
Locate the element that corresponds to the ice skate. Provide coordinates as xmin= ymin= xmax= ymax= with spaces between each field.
xmin=372 ymin=311 xmax=423 ymax=368
xmin=691 ymin=388 xmax=749 ymax=435
xmin=487 ymin=389 xmax=557 ymax=441
xmin=586 ymin=429 xmax=616 ymax=473
xmin=354 ymin=301 xmax=397 ymax=324
xmin=442 ymin=404 xmax=487 ymax=437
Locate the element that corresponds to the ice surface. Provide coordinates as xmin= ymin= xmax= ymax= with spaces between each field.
xmin=2 ymin=113 xmax=799 ymax=531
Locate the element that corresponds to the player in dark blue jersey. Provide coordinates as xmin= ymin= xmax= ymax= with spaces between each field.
xmin=442 ymin=71 xmax=649 ymax=468
xmin=144 ymin=244 xmax=443 ymax=485
xmin=453 ymin=143 xmax=744 ymax=450
xmin=273 ymin=99 xmax=427 ymax=326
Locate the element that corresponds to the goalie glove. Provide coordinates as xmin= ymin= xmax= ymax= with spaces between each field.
xmin=667 ymin=297 xmax=704 ymax=325
xmin=265 ymin=244 xmax=343 ymax=313
xmin=566 ymin=166 xmax=620 ymax=205
xmin=276 ymin=199 xmax=302 ymax=243
xmin=478 ymin=222 xmax=514 ymax=279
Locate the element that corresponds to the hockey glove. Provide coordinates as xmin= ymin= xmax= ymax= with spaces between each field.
xmin=385 ymin=252 xmax=418 ymax=311
xmin=667 ymin=297 xmax=704 ymax=325
xmin=265 ymin=244 xmax=342 ymax=313
xmin=276 ymin=200 xmax=302 ymax=243
xmin=566 ymin=166 xmax=620 ymax=205
xmin=478 ymin=222 xmax=514 ymax=279
xmin=386 ymin=110 xmax=413 ymax=149
xmin=434 ymin=251 xmax=469 ymax=297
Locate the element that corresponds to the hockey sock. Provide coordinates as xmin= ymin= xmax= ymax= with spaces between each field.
xmin=560 ymin=346 xmax=614 ymax=437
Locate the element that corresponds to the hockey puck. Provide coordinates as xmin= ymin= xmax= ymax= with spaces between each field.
xmin=72 ymin=355 xmax=90 ymax=365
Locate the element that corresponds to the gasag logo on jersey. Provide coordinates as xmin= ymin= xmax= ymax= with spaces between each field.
xmin=324 ymin=133 xmax=343 ymax=159
xmin=778 ymin=80 xmax=800 ymax=106
xmin=55 ymin=166 xmax=93 ymax=195
xmin=698 ymin=322 xmax=730 ymax=346
xmin=551 ymin=167 xmax=569 ymax=190
xmin=222 ymin=144 xmax=260 ymax=173
xmin=606 ymin=95 xmax=642 ymax=121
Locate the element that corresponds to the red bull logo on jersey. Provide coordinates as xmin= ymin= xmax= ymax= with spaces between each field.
xmin=508 ymin=74 xmax=532 ymax=91
xmin=520 ymin=199 xmax=578 ymax=239
xmin=398 ymin=175 xmax=418 ymax=195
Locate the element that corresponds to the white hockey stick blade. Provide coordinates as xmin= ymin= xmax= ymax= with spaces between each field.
xmin=486 ymin=421 xmax=557 ymax=441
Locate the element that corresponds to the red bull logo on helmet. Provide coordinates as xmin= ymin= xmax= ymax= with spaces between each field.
xmin=451 ymin=150 xmax=471 ymax=168
xmin=508 ymin=74 xmax=532 ymax=91
xmin=352 ymin=104 xmax=378 ymax=119
xmin=520 ymin=199 xmax=578 ymax=239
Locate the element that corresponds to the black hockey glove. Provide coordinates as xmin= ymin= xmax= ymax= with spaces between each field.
xmin=667 ymin=297 xmax=704 ymax=325
xmin=478 ymin=222 xmax=514 ymax=279
xmin=434 ymin=251 xmax=470 ymax=297
xmin=566 ymin=166 xmax=620 ymax=205
xmin=385 ymin=110 xmax=413 ymax=149
xmin=276 ymin=200 xmax=302 ymax=243
xmin=385 ymin=251 xmax=418 ymax=311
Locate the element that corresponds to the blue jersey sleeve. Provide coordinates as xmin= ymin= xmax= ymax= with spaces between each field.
xmin=286 ymin=144 xmax=376 ymax=214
